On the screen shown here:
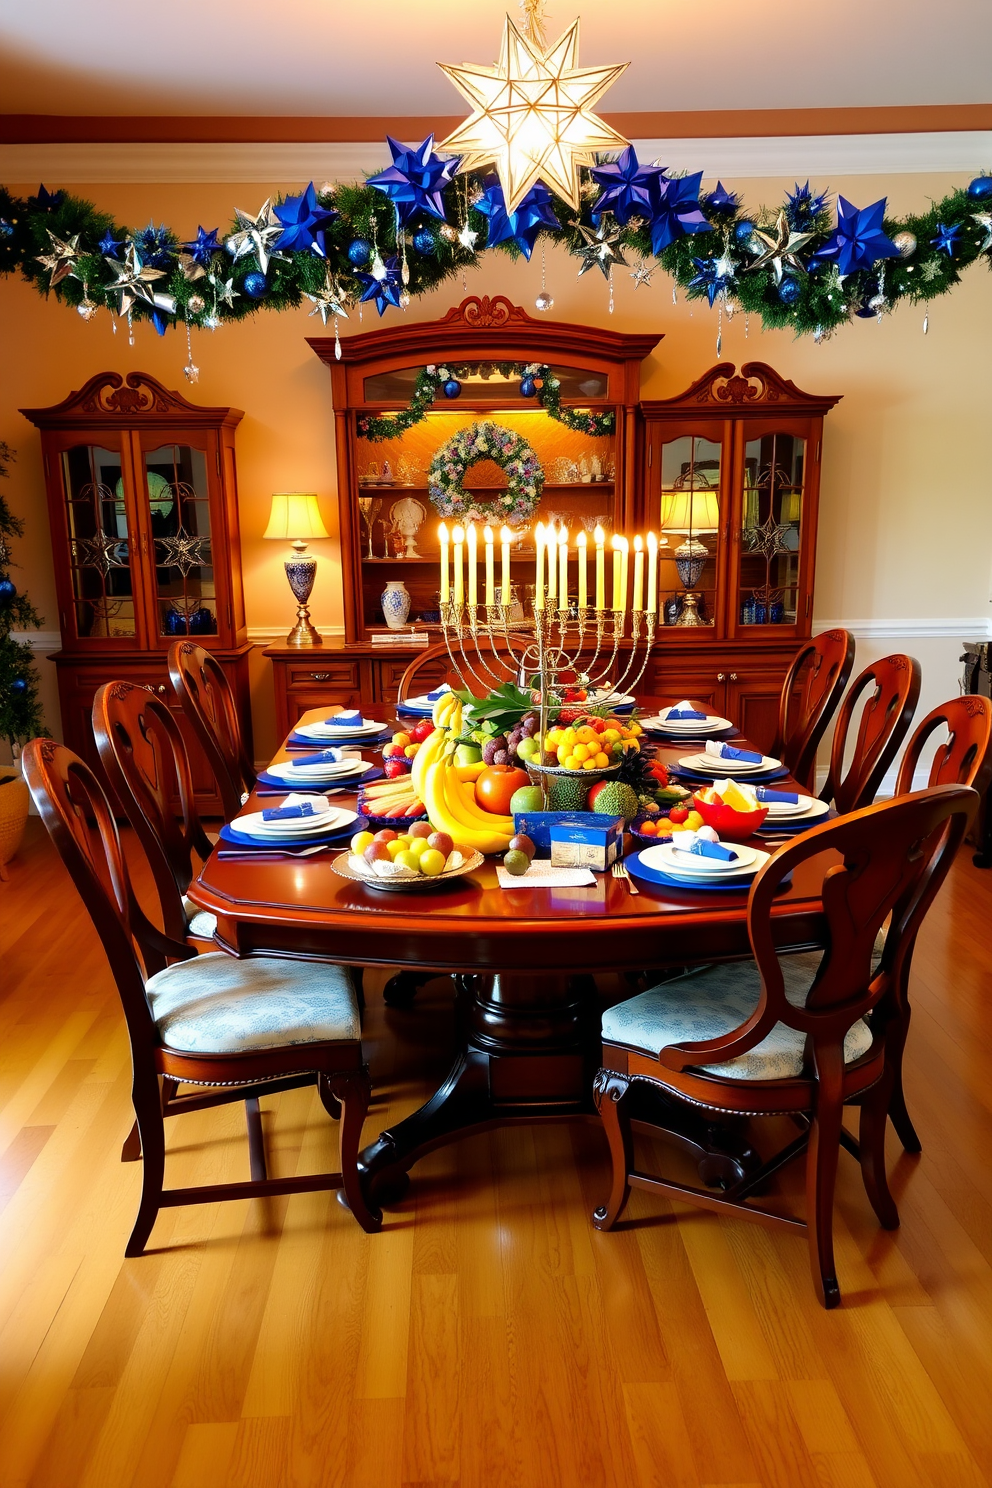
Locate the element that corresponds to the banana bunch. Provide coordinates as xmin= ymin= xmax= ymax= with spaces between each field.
xmin=422 ymin=746 xmax=515 ymax=856
xmin=432 ymin=690 xmax=463 ymax=732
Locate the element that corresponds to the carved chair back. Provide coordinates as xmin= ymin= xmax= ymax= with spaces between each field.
xmin=656 ymin=784 xmax=975 ymax=1084
xmin=22 ymin=739 xmax=195 ymax=1061
xmin=895 ymin=695 xmax=992 ymax=797
xmin=93 ymin=681 xmax=215 ymax=941
xmin=167 ymin=641 xmax=254 ymax=819
xmin=773 ymin=629 xmax=855 ymax=792
xmin=822 ymin=653 xmax=921 ymax=814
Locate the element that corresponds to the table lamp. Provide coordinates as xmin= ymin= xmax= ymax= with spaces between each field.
xmin=263 ymin=492 xmax=330 ymax=647
xmin=660 ymin=488 xmax=720 ymax=627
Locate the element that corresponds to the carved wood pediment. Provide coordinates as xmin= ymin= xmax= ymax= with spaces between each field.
xmin=20 ymin=372 xmax=243 ymax=428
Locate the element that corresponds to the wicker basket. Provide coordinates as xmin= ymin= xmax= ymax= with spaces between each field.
xmin=0 ymin=769 xmax=30 ymax=879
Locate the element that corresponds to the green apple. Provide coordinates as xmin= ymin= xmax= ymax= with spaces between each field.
xmin=509 ymin=785 xmax=544 ymax=814
xmin=516 ymin=736 xmax=539 ymax=761
xmin=455 ymin=743 xmax=483 ymax=766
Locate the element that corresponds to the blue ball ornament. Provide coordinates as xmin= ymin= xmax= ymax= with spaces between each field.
xmin=0 ymin=577 xmax=16 ymax=604
xmin=10 ymin=677 xmax=27 ymax=694
xmin=519 ymin=376 xmax=537 ymax=398
xmin=777 ymin=274 xmax=802 ymax=306
xmin=966 ymin=176 xmax=992 ymax=202
xmin=412 ymin=227 xmax=438 ymax=256
xmin=734 ymin=219 xmax=756 ymax=246
xmin=442 ymin=378 xmax=462 ymax=399
xmin=242 ymin=272 xmax=267 ymax=300
xmin=347 ymin=237 xmax=373 ymax=267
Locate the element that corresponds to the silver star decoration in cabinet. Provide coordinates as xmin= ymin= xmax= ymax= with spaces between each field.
xmin=572 ymin=217 xmax=629 ymax=280
xmin=71 ymin=533 xmax=129 ymax=575
xmin=743 ymin=514 xmax=791 ymax=560
xmin=155 ymin=529 xmax=212 ymax=577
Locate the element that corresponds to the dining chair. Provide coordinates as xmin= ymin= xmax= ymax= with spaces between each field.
xmin=592 ymin=784 xmax=976 ymax=1308
xmin=22 ymin=737 xmax=382 ymax=1254
xmin=771 ymin=629 xmax=855 ymax=793
xmin=93 ymin=680 xmax=218 ymax=945
xmin=168 ymin=640 xmax=255 ymax=820
xmin=820 ymin=653 xmax=921 ymax=814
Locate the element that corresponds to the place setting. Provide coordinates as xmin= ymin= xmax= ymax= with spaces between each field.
xmin=286 ymin=709 xmax=391 ymax=747
xmin=257 ymin=747 xmax=383 ymax=794
xmin=639 ymin=701 xmax=738 ymax=743
xmin=624 ymin=831 xmax=774 ymax=894
xmin=751 ymin=786 xmax=835 ymax=837
xmin=670 ymin=738 xmax=790 ymax=785
xmin=217 ymin=795 xmax=360 ymax=859
xmin=396 ymin=686 xmax=451 ymax=717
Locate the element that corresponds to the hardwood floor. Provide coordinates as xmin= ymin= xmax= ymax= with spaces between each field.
xmin=1 ymin=819 xmax=990 ymax=1488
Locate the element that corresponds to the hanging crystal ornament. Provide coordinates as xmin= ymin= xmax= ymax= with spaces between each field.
xmin=672 ymin=284 xmax=677 ymax=305
xmin=183 ymin=314 xmax=199 ymax=384
xmin=535 ymin=242 xmax=554 ymax=310
xmin=745 ymin=311 xmax=750 ymax=339
xmin=608 ymin=260 xmax=614 ymax=314
xmin=398 ymin=208 xmax=411 ymax=286
xmin=76 ymin=282 xmax=98 ymax=321
xmin=127 ymin=306 xmax=134 ymax=346
xmin=629 ymin=260 xmax=654 ymax=289
xmin=334 ymin=315 xmax=342 ymax=360
xmin=716 ymin=300 xmax=723 ymax=357
xmin=923 ymin=306 xmax=929 ymax=334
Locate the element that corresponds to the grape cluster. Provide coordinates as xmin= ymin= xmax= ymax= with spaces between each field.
xmin=481 ymin=711 xmax=540 ymax=767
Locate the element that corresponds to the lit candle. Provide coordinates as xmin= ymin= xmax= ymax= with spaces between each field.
xmin=535 ymin=522 xmax=545 ymax=611
xmin=621 ymin=537 xmax=629 ymax=611
xmin=576 ymin=530 xmax=588 ymax=610
xmin=466 ymin=522 xmax=478 ymax=606
xmin=594 ymin=524 xmax=606 ymax=611
xmin=611 ymin=535 xmax=623 ymax=610
xmin=500 ymin=525 xmax=511 ymax=604
xmin=632 ymin=535 xmax=644 ymax=612
xmin=452 ymin=524 xmax=464 ymax=606
xmin=646 ymin=530 xmax=658 ymax=615
xmin=558 ymin=527 xmax=569 ymax=609
xmin=547 ymin=521 xmax=558 ymax=604
xmin=439 ymin=523 xmax=449 ymax=604
xmin=483 ymin=525 xmax=495 ymax=606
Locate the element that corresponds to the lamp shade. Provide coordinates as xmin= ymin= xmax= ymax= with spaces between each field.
xmin=263 ymin=492 xmax=329 ymax=542
xmin=660 ymin=490 xmax=720 ymax=534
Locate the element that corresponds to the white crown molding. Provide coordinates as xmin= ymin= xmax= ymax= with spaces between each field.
xmin=813 ymin=617 xmax=991 ymax=640
xmin=2 ymin=131 xmax=988 ymax=185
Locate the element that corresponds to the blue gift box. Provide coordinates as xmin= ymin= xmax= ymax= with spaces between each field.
xmin=550 ymin=814 xmax=623 ymax=870
xmin=513 ymin=810 xmax=623 ymax=863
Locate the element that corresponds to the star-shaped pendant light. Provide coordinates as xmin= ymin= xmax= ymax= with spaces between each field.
xmin=745 ymin=210 xmax=816 ymax=285
xmin=439 ymin=16 xmax=629 ymax=212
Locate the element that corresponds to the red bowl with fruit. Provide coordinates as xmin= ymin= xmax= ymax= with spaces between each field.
xmin=690 ymin=792 xmax=768 ymax=841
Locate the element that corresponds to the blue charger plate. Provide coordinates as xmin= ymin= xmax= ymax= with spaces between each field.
xmin=624 ymin=848 xmax=758 ymax=893
xmin=256 ymin=764 xmax=383 ymax=792
xmin=669 ymin=763 xmax=790 ymax=786
xmin=644 ymin=724 xmax=740 ymax=742
xmin=219 ymin=818 xmax=357 ymax=850
xmin=286 ymin=729 xmax=392 ymax=749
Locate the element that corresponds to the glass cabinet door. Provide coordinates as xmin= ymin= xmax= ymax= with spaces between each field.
xmin=60 ymin=442 xmax=139 ymax=642
xmin=657 ymin=433 xmax=724 ymax=628
xmin=140 ymin=443 xmax=218 ymax=639
xmin=737 ymin=431 xmax=806 ymax=627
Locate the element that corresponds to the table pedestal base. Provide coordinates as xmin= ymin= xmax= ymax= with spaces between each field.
xmin=358 ymin=971 xmax=761 ymax=1204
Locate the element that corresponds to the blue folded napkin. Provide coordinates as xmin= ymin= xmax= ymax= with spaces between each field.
xmin=666 ymin=705 xmax=706 ymax=721
xmin=427 ymin=687 xmax=448 ymax=702
xmin=705 ymin=740 xmax=762 ymax=764
xmin=292 ymin=747 xmax=346 ymax=767
xmin=262 ymin=801 xmax=316 ymax=821
xmin=325 ymin=710 xmax=363 ymax=728
xmin=683 ymin=839 xmax=739 ymax=862
xmin=755 ymin=787 xmax=800 ymax=804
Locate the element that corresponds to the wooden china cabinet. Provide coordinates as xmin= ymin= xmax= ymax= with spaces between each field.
xmin=21 ymin=372 xmax=253 ymax=815
xmin=268 ymin=295 xmax=840 ymax=753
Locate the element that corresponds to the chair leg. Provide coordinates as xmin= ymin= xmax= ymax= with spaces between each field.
xmin=592 ymin=1069 xmax=633 ymax=1231
xmin=886 ymin=1012 xmax=922 ymax=1153
xmin=244 ymin=1097 xmax=268 ymax=1182
xmin=806 ymin=1049 xmax=844 ymax=1309
xmin=324 ymin=1069 xmax=382 ymax=1234
xmin=121 ymin=1120 xmax=141 ymax=1162
xmin=124 ymin=1085 xmax=167 ymax=1258
xmin=858 ymin=1078 xmax=899 ymax=1231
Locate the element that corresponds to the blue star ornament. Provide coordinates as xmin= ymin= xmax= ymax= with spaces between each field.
xmin=368 ymin=137 xmax=460 ymax=225
xmin=273 ymin=183 xmax=338 ymax=254
xmin=475 ymin=179 xmax=559 ymax=260
xmin=703 ymin=181 xmax=741 ymax=220
xmin=98 ymin=229 xmax=124 ymax=259
xmin=590 ymin=146 xmax=664 ymax=226
xmin=648 ymin=172 xmax=709 ymax=256
xmin=930 ymin=222 xmax=961 ymax=258
xmin=31 ymin=184 xmax=64 ymax=212
xmin=785 ymin=181 xmax=830 ymax=231
xmin=689 ymin=255 xmax=734 ymax=307
xmin=137 ymin=222 xmax=174 ymax=269
xmin=811 ymin=196 xmax=900 ymax=277
xmin=181 ymin=225 xmax=221 ymax=267
xmin=355 ymin=256 xmax=403 ymax=316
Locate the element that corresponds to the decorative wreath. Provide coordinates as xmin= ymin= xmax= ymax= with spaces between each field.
xmin=428 ymin=421 xmax=544 ymax=525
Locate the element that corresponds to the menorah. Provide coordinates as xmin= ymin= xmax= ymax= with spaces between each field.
xmin=437 ymin=520 xmax=659 ymax=803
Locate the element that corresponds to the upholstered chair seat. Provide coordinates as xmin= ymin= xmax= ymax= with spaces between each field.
xmin=181 ymin=895 xmax=218 ymax=941
xmin=146 ymin=953 xmax=360 ymax=1056
xmin=602 ymin=958 xmax=872 ymax=1083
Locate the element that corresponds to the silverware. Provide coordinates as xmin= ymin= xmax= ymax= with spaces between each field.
xmin=612 ymin=860 xmax=639 ymax=895
xmin=217 ymin=843 xmax=332 ymax=860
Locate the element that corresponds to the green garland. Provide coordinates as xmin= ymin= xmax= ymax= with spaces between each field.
xmin=357 ymin=362 xmax=615 ymax=441
xmin=0 ymin=169 xmax=988 ymax=348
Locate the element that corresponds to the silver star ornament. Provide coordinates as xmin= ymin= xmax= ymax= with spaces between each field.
xmin=225 ymin=199 xmax=284 ymax=274
xmin=102 ymin=242 xmax=174 ymax=315
xmin=573 ymin=217 xmax=629 ymax=280
xmin=972 ymin=213 xmax=992 ymax=254
xmin=36 ymin=230 xmax=83 ymax=289
xmin=630 ymin=260 xmax=655 ymax=289
xmin=306 ymin=268 xmax=350 ymax=326
xmin=746 ymin=210 xmax=815 ymax=284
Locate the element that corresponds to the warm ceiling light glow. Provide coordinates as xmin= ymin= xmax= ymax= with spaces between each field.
xmin=439 ymin=16 xmax=629 ymax=213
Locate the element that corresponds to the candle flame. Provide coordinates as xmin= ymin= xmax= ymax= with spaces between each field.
xmin=483 ymin=525 xmax=494 ymax=542
xmin=634 ymin=534 xmax=643 ymax=552
xmin=576 ymin=529 xmax=587 ymax=546
xmin=611 ymin=533 xmax=622 ymax=551
xmin=438 ymin=522 xmax=448 ymax=540
xmin=558 ymin=526 xmax=569 ymax=545
xmin=594 ymin=524 xmax=605 ymax=545
xmin=500 ymin=525 xmax=512 ymax=542
xmin=452 ymin=524 xmax=465 ymax=542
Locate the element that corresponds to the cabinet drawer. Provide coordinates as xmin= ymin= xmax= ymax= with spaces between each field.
xmin=375 ymin=657 xmax=448 ymax=698
xmin=283 ymin=660 xmax=361 ymax=692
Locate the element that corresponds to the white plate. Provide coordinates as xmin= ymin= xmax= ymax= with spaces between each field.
xmin=403 ymin=691 xmax=448 ymax=710
xmin=679 ymin=752 xmax=779 ymax=776
xmin=266 ymin=759 xmax=372 ymax=783
xmin=232 ymin=806 xmax=357 ymax=839
xmin=296 ymin=722 xmax=385 ymax=740
xmin=763 ymin=796 xmax=830 ymax=821
xmin=588 ymin=689 xmax=636 ymax=708
xmin=656 ymin=710 xmax=733 ymax=730
xmin=648 ymin=841 xmax=764 ymax=876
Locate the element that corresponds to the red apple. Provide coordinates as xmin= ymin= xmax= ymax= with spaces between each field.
xmin=384 ymin=758 xmax=409 ymax=778
xmin=411 ymin=718 xmax=435 ymax=743
xmin=427 ymin=830 xmax=453 ymax=857
xmin=409 ymin=821 xmax=433 ymax=839
xmin=373 ymin=828 xmax=397 ymax=842
xmin=364 ymin=841 xmax=392 ymax=863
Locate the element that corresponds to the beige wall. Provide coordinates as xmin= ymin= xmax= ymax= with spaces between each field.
xmin=2 ymin=172 xmax=990 ymax=769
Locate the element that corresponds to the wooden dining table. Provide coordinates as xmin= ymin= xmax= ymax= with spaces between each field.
xmin=188 ymin=708 xmax=832 ymax=1204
